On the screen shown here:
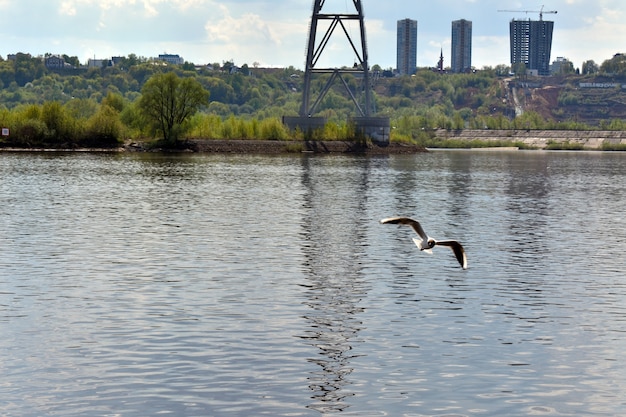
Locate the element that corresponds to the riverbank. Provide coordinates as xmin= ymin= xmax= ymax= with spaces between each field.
xmin=176 ymin=139 xmax=426 ymax=154
xmin=434 ymin=129 xmax=626 ymax=150
xmin=3 ymin=130 xmax=626 ymax=153
xmin=0 ymin=139 xmax=427 ymax=154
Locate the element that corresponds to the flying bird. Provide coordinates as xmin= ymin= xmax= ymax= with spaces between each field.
xmin=380 ymin=217 xmax=467 ymax=269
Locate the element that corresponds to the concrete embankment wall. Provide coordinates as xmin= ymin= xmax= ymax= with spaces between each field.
xmin=434 ymin=129 xmax=626 ymax=150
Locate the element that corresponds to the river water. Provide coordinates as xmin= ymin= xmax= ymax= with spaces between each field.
xmin=1 ymin=150 xmax=625 ymax=416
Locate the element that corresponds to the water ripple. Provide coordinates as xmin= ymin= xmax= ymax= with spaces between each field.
xmin=1 ymin=152 xmax=625 ymax=416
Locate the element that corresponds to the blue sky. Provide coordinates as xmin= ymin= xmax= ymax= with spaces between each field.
xmin=0 ymin=0 xmax=624 ymax=70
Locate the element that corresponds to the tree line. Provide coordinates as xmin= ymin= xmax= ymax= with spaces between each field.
xmin=1 ymin=52 xmax=626 ymax=148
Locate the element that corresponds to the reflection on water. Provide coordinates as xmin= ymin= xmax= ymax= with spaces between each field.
xmin=1 ymin=151 xmax=625 ymax=416
xmin=504 ymin=153 xmax=552 ymax=270
xmin=299 ymin=156 xmax=371 ymax=413
xmin=445 ymin=151 xmax=473 ymax=220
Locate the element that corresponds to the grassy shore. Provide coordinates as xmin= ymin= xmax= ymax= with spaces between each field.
xmin=432 ymin=129 xmax=626 ymax=150
xmin=4 ymin=130 xmax=626 ymax=153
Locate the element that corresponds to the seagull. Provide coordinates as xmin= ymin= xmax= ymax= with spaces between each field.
xmin=380 ymin=217 xmax=468 ymax=269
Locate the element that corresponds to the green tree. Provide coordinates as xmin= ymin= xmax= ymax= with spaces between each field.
xmin=600 ymin=53 xmax=626 ymax=75
xmin=85 ymin=104 xmax=124 ymax=146
xmin=494 ymin=64 xmax=511 ymax=76
xmin=102 ymin=92 xmax=126 ymax=112
xmin=38 ymin=101 xmax=82 ymax=144
xmin=0 ymin=60 xmax=15 ymax=86
xmin=14 ymin=53 xmax=45 ymax=86
xmin=582 ymin=60 xmax=599 ymax=75
xmin=512 ymin=62 xmax=527 ymax=78
xmin=138 ymin=72 xmax=209 ymax=145
xmin=62 ymin=54 xmax=80 ymax=68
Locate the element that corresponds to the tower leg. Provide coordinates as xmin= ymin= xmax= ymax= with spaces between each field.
xmin=286 ymin=0 xmax=389 ymax=143
xmin=300 ymin=0 xmax=371 ymax=118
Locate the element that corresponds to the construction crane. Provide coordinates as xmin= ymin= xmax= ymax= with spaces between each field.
xmin=498 ymin=5 xmax=557 ymax=20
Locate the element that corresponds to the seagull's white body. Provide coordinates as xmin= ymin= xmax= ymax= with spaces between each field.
xmin=412 ymin=237 xmax=433 ymax=253
xmin=380 ymin=216 xmax=468 ymax=269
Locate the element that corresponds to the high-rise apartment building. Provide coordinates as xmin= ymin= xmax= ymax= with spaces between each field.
xmin=397 ymin=19 xmax=417 ymax=75
xmin=509 ymin=19 xmax=554 ymax=76
xmin=451 ymin=19 xmax=472 ymax=73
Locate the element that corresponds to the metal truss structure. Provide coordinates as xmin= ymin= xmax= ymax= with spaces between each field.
xmin=300 ymin=0 xmax=371 ymax=118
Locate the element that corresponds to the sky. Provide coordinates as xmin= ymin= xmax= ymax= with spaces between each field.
xmin=0 ymin=0 xmax=624 ymax=70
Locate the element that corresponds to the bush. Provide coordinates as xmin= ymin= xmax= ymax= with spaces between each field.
xmin=13 ymin=118 xmax=49 ymax=146
xmin=220 ymin=115 xmax=254 ymax=139
xmin=84 ymin=105 xmax=124 ymax=146
xmin=40 ymin=101 xmax=75 ymax=143
xmin=258 ymin=118 xmax=289 ymax=140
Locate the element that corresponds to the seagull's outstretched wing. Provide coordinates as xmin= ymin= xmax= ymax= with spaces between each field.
xmin=436 ymin=240 xmax=468 ymax=270
xmin=380 ymin=217 xmax=429 ymax=241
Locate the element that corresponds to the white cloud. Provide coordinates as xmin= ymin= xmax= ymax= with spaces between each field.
xmin=57 ymin=0 xmax=203 ymax=18
xmin=554 ymin=4 xmax=626 ymax=66
xmin=201 ymin=6 xmax=308 ymax=67
xmin=1 ymin=0 xmax=625 ymax=69
xmin=59 ymin=1 xmax=78 ymax=16
xmin=205 ymin=5 xmax=280 ymax=46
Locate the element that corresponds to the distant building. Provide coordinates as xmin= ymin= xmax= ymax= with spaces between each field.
xmin=396 ymin=19 xmax=417 ymax=75
xmin=157 ymin=54 xmax=184 ymax=65
xmin=45 ymin=55 xmax=67 ymax=69
xmin=88 ymin=58 xmax=112 ymax=68
xmin=7 ymin=53 xmax=31 ymax=61
xmin=550 ymin=56 xmax=572 ymax=74
xmin=451 ymin=19 xmax=472 ymax=73
xmin=509 ymin=19 xmax=554 ymax=76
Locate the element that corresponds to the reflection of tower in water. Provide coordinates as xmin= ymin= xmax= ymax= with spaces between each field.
xmin=299 ymin=156 xmax=372 ymax=413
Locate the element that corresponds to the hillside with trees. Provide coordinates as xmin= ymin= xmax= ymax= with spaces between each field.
xmin=0 ymin=52 xmax=625 ymax=148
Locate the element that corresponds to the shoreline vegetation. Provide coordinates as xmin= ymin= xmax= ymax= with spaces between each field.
xmin=2 ymin=101 xmax=626 ymax=153
xmin=2 ymin=128 xmax=626 ymax=154
xmin=2 ymin=60 xmax=626 ymax=153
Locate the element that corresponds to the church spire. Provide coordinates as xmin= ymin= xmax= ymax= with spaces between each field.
xmin=438 ymin=48 xmax=444 ymax=72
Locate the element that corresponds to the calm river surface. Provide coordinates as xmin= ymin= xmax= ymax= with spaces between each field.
xmin=1 ymin=150 xmax=625 ymax=416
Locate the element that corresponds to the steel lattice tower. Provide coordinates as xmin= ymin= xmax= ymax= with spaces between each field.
xmin=300 ymin=0 xmax=371 ymax=117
